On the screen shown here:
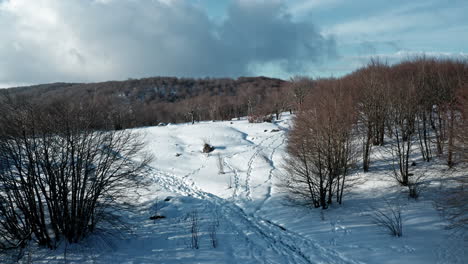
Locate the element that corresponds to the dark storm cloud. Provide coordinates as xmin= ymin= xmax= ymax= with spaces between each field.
xmin=0 ymin=0 xmax=335 ymax=85
xmin=220 ymin=0 xmax=336 ymax=75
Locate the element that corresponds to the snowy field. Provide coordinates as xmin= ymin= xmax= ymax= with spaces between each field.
xmin=11 ymin=113 xmax=467 ymax=264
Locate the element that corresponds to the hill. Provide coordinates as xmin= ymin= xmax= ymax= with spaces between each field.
xmin=1 ymin=76 xmax=287 ymax=127
xmin=2 ymin=113 xmax=465 ymax=263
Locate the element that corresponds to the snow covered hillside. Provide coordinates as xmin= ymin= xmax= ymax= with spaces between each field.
xmin=16 ymin=113 xmax=466 ymax=264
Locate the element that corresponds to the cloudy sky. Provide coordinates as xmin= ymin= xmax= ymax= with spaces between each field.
xmin=0 ymin=0 xmax=467 ymax=87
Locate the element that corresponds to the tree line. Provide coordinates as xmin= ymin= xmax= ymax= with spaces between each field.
xmin=284 ymin=57 xmax=467 ymax=213
xmin=1 ymin=76 xmax=287 ymax=129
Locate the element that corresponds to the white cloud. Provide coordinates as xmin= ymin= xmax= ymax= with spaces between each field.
xmin=288 ymin=0 xmax=343 ymax=17
xmin=0 ymin=0 xmax=335 ymax=85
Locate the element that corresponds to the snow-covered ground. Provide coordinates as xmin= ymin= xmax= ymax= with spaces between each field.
xmin=11 ymin=113 xmax=467 ymax=263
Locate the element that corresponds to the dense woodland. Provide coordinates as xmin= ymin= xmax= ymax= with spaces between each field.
xmin=0 ymin=76 xmax=286 ymax=128
xmin=285 ymin=58 xmax=467 ymax=212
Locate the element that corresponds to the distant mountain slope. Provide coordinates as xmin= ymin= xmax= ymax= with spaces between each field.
xmin=2 ymin=76 xmax=285 ymax=104
xmin=1 ymin=76 xmax=287 ymax=128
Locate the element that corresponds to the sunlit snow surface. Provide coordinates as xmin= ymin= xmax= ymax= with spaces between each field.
xmin=8 ymin=113 xmax=466 ymax=263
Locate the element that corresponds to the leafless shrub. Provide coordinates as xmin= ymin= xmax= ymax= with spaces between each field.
xmin=0 ymin=98 xmax=151 ymax=250
xmin=371 ymin=201 xmax=403 ymax=237
xmin=407 ymin=172 xmax=428 ymax=199
xmin=188 ymin=210 xmax=200 ymax=249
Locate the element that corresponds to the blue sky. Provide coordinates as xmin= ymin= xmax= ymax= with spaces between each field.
xmin=0 ymin=0 xmax=467 ymax=87
xmin=293 ymin=0 xmax=468 ymax=76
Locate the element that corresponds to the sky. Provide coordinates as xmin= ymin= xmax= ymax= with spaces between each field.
xmin=0 ymin=0 xmax=467 ymax=88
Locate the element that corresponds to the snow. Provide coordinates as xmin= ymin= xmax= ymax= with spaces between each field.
xmin=7 ymin=113 xmax=467 ymax=263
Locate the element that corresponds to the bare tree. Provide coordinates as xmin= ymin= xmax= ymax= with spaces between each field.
xmin=437 ymin=60 xmax=467 ymax=167
xmin=386 ymin=65 xmax=418 ymax=186
xmin=183 ymin=98 xmax=201 ymax=125
xmin=438 ymin=85 xmax=468 ymax=230
xmin=0 ymin=97 xmax=151 ymax=250
xmin=412 ymin=58 xmax=436 ymax=162
xmin=454 ymin=86 xmax=468 ymax=163
xmin=288 ymin=76 xmax=314 ymax=112
xmin=354 ymin=59 xmax=390 ymax=172
xmin=282 ymin=80 xmax=358 ymax=209
xmin=265 ymin=85 xmax=291 ymax=120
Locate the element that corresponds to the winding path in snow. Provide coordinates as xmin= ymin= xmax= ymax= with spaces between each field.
xmin=223 ymin=132 xmax=278 ymax=200
xmin=252 ymin=133 xmax=286 ymax=214
xmin=148 ymin=159 xmax=363 ymax=264
xmin=143 ymin=120 xmax=364 ymax=263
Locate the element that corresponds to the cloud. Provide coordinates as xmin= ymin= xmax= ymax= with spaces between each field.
xmin=324 ymin=1 xmax=467 ymax=42
xmin=288 ymin=0 xmax=344 ymax=18
xmin=220 ymin=0 xmax=336 ymax=75
xmin=0 ymin=0 xmax=335 ymax=85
